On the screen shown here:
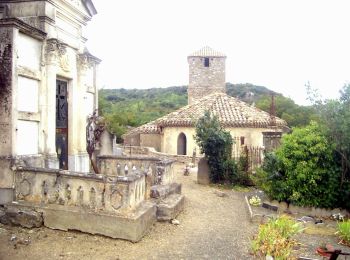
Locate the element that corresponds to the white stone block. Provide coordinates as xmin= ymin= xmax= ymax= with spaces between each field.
xmin=17 ymin=76 xmax=39 ymax=112
xmin=16 ymin=120 xmax=39 ymax=155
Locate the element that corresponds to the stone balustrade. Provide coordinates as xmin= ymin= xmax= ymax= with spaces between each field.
xmin=14 ymin=166 xmax=146 ymax=213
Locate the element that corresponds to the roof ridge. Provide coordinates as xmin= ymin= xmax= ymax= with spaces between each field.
xmin=188 ymin=46 xmax=226 ymax=57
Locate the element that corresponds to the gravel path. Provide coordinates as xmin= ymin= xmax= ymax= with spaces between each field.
xmin=0 ymin=163 xmax=256 ymax=260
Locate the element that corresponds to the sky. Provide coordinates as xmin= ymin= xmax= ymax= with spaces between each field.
xmin=85 ymin=0 xmax=350 ymax=105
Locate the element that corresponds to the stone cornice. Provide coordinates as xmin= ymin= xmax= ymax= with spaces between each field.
xmin=0 ymin=18 xmax=46 ymax=40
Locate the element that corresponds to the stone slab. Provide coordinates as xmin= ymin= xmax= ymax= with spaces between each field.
xmin=156 ymin=194 xmax=185 ymax=221
xmin=150 ymin=183 xmax=182 ymax=199
xmin=6 ymin=201 xmax=156 ymax=242
xmin=197 ymin=158 xmax=210 ymax=185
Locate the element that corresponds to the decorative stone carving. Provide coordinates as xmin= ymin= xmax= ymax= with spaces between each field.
xmin=77 ymin=53 xmax=93 ymax=72
xmin=45 ymin=38 xmax=58 ymax=65
xmin=89 ymin=187 xmax=96 ymax=209
xmin=45 ymin=39 xmax=71 ymax=71
xmin=18 ymin=179 xmax=31 ymax=197
xmin=110 ymin=189 xmax=123 ymax=210
xmin=65 ymin=184 xmax=71 ymax=201
xmin=77 ymin=186 xmax=84 ymax=206
xmin=57 ymin=42 xmax=70 ymax=72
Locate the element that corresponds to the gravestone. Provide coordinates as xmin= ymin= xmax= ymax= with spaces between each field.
xmin=197 ymin=158 xmax=210 ymax=185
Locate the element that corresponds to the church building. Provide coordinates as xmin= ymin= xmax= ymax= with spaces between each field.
xmin=124 ymin=46 xmax=287 ymax=156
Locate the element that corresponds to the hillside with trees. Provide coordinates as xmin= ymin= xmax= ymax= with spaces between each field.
xmin=98 ymin=83 xmax=316 ymax=138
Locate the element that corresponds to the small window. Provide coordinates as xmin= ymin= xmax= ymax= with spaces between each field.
xmin=204 ymin=57 xmax=210 ymax=67
xmin=240 ymin=136 xmax=245 ymax=145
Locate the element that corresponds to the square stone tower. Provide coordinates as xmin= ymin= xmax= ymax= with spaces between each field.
xmin=187 ymin=46 xmax=226 ymax=105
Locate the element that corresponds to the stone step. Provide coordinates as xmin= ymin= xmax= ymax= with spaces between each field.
xmin=156 ymin=194 xmax=185 ymax=221
xmin=150 ymin=183 xmax=181 ymax=199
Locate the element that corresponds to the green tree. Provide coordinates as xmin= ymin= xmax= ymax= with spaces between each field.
xmin=256 ymin=122 xmax=342 ymax=208
xmin=195 ymin=111 xmax=235 ymax=183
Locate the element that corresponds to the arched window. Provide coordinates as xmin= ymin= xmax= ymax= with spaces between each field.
xmin=177 ymin=133 xmax=187 ymax=155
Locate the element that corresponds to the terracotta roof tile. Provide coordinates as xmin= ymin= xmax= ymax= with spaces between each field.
xmin=125 ymin=93 xmax=287 ymax=137
xmin=154 ymin=93 xmax=287 ymax=128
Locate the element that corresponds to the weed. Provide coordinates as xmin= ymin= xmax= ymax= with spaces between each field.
xmin=336 ymin=220 xmax=350 ymax=246
xmin=252 ymin=215 xmax=303 ymax=259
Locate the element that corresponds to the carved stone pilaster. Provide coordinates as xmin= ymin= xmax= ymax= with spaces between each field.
xmin=45 ymin=38 xmax=58 ymax=65
xmin=57 ymin=42 xmax=70 ymax=72
xmin=77 ymin=53 xmax=93 ymax=73
xmin=45 ymin=39 xmax=70 ymax=71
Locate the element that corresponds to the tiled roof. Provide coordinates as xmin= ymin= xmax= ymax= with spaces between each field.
xmin=188 ymin=46 xmax=226 ymax=57
xmin=125 ymin=93 xmax=287 ymax=137
xmin=123 ymin=121 xmax=160 ymax=137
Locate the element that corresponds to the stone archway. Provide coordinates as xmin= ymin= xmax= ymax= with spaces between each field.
xmin=177 ymin=133 xmax=187 ymax=155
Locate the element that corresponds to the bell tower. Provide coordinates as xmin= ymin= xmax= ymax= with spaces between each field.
xmin=187 ymin=46 xmax=226 ymax=105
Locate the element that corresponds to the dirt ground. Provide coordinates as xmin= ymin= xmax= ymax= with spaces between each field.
xmin=0 ymin=163 xmax=348 ymax=260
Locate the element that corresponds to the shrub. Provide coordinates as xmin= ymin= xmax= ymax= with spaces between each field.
xmin=195 ymin=111 xmax=233 ymax=183
xmin=337 ymin=220 xmax=350 ymax=246
xmin=252 ymin=215 xmax=303 ymax=259
xmin=256 ymin=122 xmax=343 ymax=208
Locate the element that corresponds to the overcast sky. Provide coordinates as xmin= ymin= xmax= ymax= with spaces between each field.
xmin=85 ymin=0 xmax=350 ymax=105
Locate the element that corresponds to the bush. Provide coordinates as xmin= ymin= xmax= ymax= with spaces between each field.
xmin=252 ymin=215 xmax=303 ymax=259
xmin=256 ymin=122 xmax=343 ymax=208
xmin=337 ymin=220 xmax=350 ymax=246
xmin=195 ymin=111 xmax=233 ymax=183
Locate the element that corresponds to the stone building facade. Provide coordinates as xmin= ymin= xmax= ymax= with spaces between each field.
xmin=124 ymin=47 xmax=288 ymax=158
xmin=0 ymin=0 xmax=100 ymax=203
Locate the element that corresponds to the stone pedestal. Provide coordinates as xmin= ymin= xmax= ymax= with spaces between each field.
xmin=197 ymin=158 xmax=210 ymax=185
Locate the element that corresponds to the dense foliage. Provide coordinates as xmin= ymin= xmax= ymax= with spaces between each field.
xmin=255 ymin=122 xmax=342 ymax=208
xmin=255 ymin=84 xmax=350 ymax=210
xmin=98 ymin=83 xmax=316 ymax=139
xmin=195 ymin=111 xmax=234 ymax=183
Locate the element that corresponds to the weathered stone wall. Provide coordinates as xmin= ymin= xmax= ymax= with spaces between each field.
xmin=0 ymin=26 xmax=15 ymax=201
xmin=0 ymin=26 xmax=14 ymax=157
xmin=122 ymin=146 xmax=202 ymax=165
xmin=124 ymin=133 xmax=141 ymax=147
xmin=140 ymin=133 xmax=161 ymax=152
xmin=14 ymin=166 xmax=146 ymax=212
xmin=98 ymin=155 xmax=175 ymax=199
xmin=160 ymin=126 xmax=274 ymax=155
xmin=187 ymin=56 xmax=226 ymax=105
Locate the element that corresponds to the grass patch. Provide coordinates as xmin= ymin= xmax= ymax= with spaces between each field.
xmin=337 ymin=220 xmax=350 ymax=246
xmin=252 ymin=215 xmax=303 ymax=259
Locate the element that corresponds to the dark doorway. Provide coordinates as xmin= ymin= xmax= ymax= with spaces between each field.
xmin=56 ymin=80 xmax=68 ymax=170
xmin=177 ymin=133 xmax=187 ymax=155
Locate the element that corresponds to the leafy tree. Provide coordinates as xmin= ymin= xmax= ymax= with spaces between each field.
xmin=256 ymin=122 xmax=342 ymax=208
xmin=195 ymin=111 xmax=235 ymax=183
xmin=307 ymin=84 xmax=350 ymax=207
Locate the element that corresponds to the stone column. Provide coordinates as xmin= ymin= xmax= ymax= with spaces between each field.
xmin=44 ymin=39 xmax=59 ymax=169
xmin=75 ymin=53 xmax=91 ymax=172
